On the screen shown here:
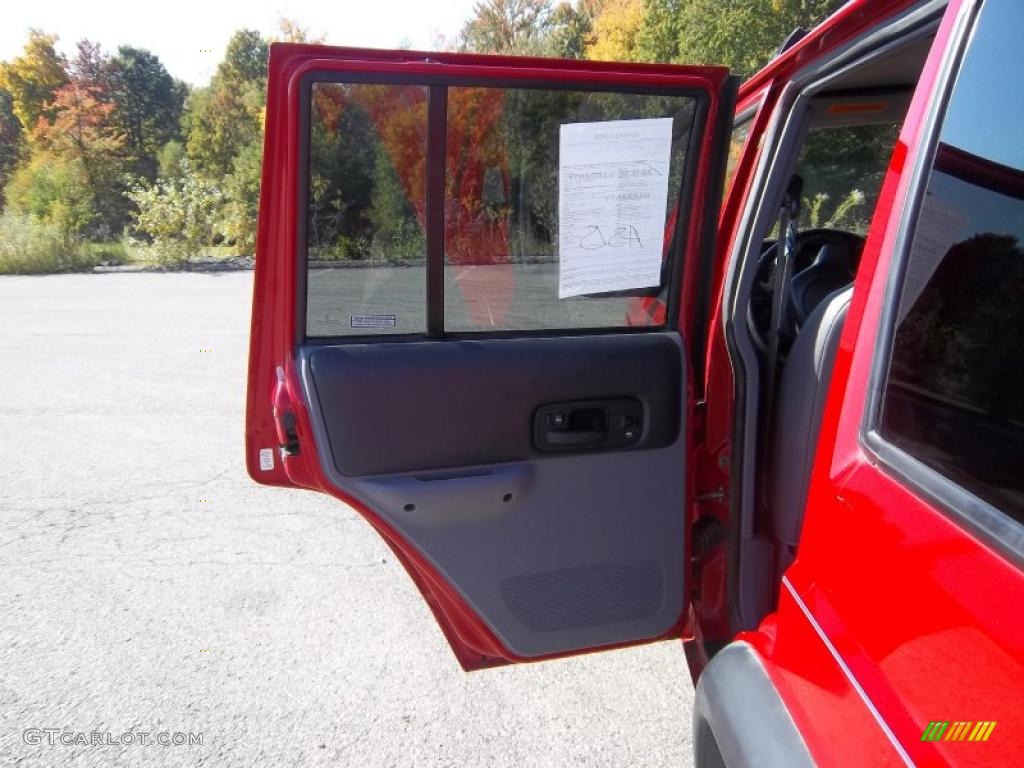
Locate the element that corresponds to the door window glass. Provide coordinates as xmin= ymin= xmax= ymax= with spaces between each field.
xmin=304 ymin=80 xmax=700 ymax=337
xmin=306 ymin=82 xmax=428 ymax=336
xmin=443 ymin=87 xmax=695 ymax=332
xmin=878 ymin=0 xmax=1024 ymax=524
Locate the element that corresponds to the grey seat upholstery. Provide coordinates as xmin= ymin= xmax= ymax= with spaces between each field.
xmin=770 ymin=286 xmax=853 ymax=549
xmin=788 ymin=245 xmax=855 ymax=329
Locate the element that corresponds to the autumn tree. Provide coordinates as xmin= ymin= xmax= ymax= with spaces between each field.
xmin=70 ymin=40 xmax=114 ymax=94
xmin=37 ymin=83 xmax=126 ymax=234
xmin=7 ymin=80 xmax=127 ymax=238
xmin=274 ymin=18 xmax=325 ymax=45
xmin=586 ymin=0 xmax=645 ymax=61
xmin=0 ymin=30 xmax=68 ymax=132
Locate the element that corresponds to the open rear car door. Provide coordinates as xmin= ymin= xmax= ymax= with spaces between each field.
xmin=246 ymin=44 xmax=736 ymax=670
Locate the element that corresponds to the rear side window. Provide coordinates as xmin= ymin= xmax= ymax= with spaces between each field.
xmin=303 ymin=80 xmax=700 ymax=337
xmin=307 ymin=83 xmax=429 ymax=336
xmin=878 ymin=0 xmax=1024 ymax=524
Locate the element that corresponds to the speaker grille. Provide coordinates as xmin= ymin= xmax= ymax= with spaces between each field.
xmin=500 ymin=559 xmax=664 ymax=631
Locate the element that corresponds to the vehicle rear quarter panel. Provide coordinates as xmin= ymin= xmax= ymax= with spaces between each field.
xmin=744 ymin=1 xmax=1024 ymax=765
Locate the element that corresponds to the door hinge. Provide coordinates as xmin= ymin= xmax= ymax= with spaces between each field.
xmin=272 ymin=365 xmax=300 ymax=458
xmin=278 ymin=411 xmax=300 ymax=457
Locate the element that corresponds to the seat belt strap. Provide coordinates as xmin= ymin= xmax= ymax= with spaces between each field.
xmin=759 ymin=174 xmax=803 ymax=514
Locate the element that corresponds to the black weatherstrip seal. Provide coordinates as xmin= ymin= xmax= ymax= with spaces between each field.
xmin=426 ymin=85 xmax=447 ymax=336
xmin=692 ymin=74 xmax=740 ymax=394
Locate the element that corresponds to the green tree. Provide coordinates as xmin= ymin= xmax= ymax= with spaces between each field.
xmin=127 ymin=162 xmax=222 ymax=264
xmin=366 ymin=145 xmax=424 ymax=260
xmin=220 ymin=29 xmax=269 ymax=86
xmin=185 ymin=30 xmax=266 ymax=178
xmin=110 ymin=46 xmax=184 ymax=179
xmin=459 ymin=0 xmax=555 ymax=54
xmin=634 ymin=0 xmax=683 ymax=62
xmin=0 ymin=89 xmax=22 ymax=208
xmin=0 ymin=30 xmax=68 ymax=131
xmin=673 ymin=0 xmax=835 ymax=76
xmin=547 ymin=0 xmax=600 ymax=58
xmin=6 ymin=154 xmax=95 ymax=238
xmin=183 ymin=29 xmax=270 ymax=253
xmin=220 ymin=140 xmax=263 ymax=255
xmin=157 ymin=140 xmax=188 ymax=180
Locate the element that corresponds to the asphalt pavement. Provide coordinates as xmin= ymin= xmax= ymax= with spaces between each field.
xmin=0 ymin=272 xmax=694 ymax=767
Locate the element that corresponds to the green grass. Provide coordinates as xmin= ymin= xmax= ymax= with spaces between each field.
xmin=80 ymin=241 xmax=131 ymax=266
xmin=0 ymin=213 xmax=243 ymax=274
xmin=0 ymin=213 xmax=98 ymax=275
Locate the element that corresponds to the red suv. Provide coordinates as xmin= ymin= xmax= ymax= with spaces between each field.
xmin=246 ymin=0 xmax=1023 ymax=764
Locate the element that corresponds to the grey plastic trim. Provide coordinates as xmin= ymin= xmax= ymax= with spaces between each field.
xmin=693 ymin=640 xmax=815 ymax=768
xmin=304 ymin=333 xmax=681 ymax=477
xmin=298 ymin=333 xmax=689 ymax=659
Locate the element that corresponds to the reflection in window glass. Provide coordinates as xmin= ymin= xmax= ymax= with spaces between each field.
xmin=879 ymin=0 xmax=1024 ymax=524
xmin=306 ymin=82 xmax=428 ymax=336
xmin=443 ymin=88 xmax=696 ymax=332
xmin=304 ymin=82 xmax=699 ymax=337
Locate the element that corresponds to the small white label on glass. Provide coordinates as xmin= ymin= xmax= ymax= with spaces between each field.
xmin=350 ymin=314 xmax=397 ymax=329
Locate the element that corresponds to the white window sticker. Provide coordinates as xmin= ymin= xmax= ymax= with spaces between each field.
xmin=258 ymin=448 xmax=275 ymax=471
xmin=558 ymin=117 xmax=674 ymax=298
xmin=350 ymin=314 xmax=397 ymax=329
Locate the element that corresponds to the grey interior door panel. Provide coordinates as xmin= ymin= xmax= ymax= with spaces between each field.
xmin=300 ymin=332 xmax=688 ymax=658
xmin=305 ymin=333 xmax=683 ymax=477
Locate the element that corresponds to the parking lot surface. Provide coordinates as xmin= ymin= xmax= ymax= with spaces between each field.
xmin=0 ymin=272 xmax=694 ymax=767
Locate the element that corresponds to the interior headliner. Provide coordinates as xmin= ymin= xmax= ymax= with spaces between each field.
xmin=820 ymin=35 xmax=935 ymax=93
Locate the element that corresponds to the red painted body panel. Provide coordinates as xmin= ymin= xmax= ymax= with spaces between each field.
xmin=739 ymin=590 xmax=907 ymax=767
xmin=707 ymin=0 xmax=1024 ymax=763
xmin=696 ymin=0 xmax=938 ymax=647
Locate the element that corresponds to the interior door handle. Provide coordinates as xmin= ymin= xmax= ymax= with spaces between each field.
xmin=534 ymin=398 xmax=643 ymax=452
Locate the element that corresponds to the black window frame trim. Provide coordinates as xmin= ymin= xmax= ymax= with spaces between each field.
xmin=294 ymin=68 xmax=713 ymax=345
xmin=860 ymin=0 xmax=1024 ymax=566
